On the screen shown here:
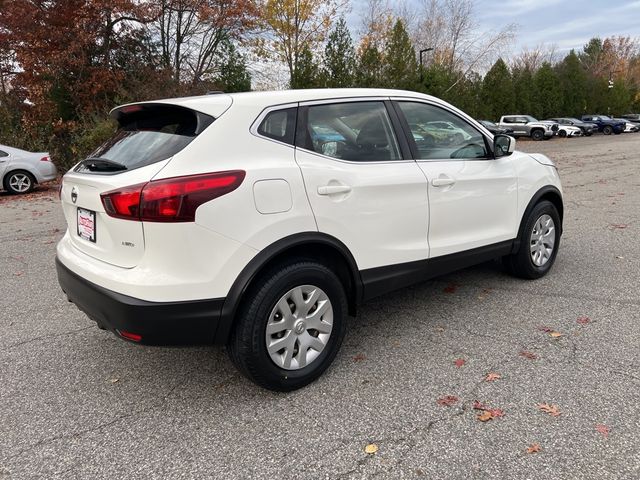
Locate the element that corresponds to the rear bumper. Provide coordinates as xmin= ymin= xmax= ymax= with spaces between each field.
xmin=56 ymin=257 xmax=224 ymax=346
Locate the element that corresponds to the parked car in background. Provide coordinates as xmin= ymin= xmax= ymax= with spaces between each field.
xmin=554 ymin=124 xmax=582 ymax=138
xmin=55 ymin=88 xmax=564 ymax=391
xmin=619 ymin=114 xmax=640 ymax=125
xmin=547 ymin=118 xmax=595 ymax=136
xmin=478 ymin=120 xmax=514 ymax=135
xmin=613 ymin=118 xmax=640 ymax=133
xmin=496 ymin=115 xmax=559 ymax=141
xmin=580 ymin=115 xmax=625 ymax=135
xmin=0 ymin=145 xmax=57 ymax=194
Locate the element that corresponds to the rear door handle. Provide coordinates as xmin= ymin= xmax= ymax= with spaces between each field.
xmin=431 ymin=176 xmax=456 ymax=187
xmin=318 ymin=185 xmax=352 ymax=195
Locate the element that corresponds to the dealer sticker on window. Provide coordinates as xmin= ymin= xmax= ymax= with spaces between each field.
xmin=77 ymin=207 xmax=96 ymax=243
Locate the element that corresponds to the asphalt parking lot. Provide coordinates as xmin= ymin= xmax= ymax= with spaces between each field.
xmin=1 ymin=134 xmax=639 ymax=479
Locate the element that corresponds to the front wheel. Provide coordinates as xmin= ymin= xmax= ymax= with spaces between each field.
xmin=531 ymin=129 xmax=544 ymax=141
xmin=503 ymin=200 xmax=561 ymax=279
xmin=602 ymin=125 xmax=613 ymax=135
xmin=228 ymin=259 xmax=348 ymax=391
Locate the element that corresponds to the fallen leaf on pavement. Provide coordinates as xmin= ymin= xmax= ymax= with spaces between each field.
xmin=577 ymin=316 xmax=591 ymax=325
xmin=364 ymin=443 xmax=378 ymax=454
xmin=519 ymin=350 xmax=537 ymax=360
xmin=109 ymin=378 xmax=119 ymax=383
xmin=526 ymin=443 xmax=541 ymax=454
xmin=537 ymin=326 xmax=554 ymax=333
xmin=473 ymin=400 xmax=486 ymax=410
xmin=549 ymin=331 xmax=563 ymax=338
xmin=537 ymin=403 xmax=561 ymax=417
xmin=488 ymin=408 xmax=504 ymax=417
xmin=13 ymin=271 xmax=23 ymax=276
xmin=437 ymin=395 xmax=459 ymax=406
xmin=477 ymin=411 xmax=493 ymax=421
xmin=353 ymin=353 xmax=366 ymax=362
xmin=595 ymin=424 xmax=610 ymax=438
xmin=485 ymin=372 xmax=501 ymax=382
xmin=454 ymin=358 xmax=466 ymax=368
xmin=609 ymin=223 xmax=629 ymax=230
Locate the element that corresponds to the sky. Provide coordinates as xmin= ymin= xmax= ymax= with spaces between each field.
xmin=348 ymin=0 xmax=640 ymax=56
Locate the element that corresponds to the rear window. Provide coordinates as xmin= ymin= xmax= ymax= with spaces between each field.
xmin=75 ymin=104 xmax=213 ymax=173
xmin=257 ymin=108 xmax=297 ymax=145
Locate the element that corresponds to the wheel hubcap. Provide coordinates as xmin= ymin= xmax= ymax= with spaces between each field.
xmin=9 ymin=173 xmax=31 ymax=193
xmin=265 ymin=285 xmax=333 ymax=370
xmin=530 ymin=214 xmax=556 ymax=267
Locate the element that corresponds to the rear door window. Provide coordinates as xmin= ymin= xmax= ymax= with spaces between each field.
xmin=297 ymin=102 xmax=402 ymax=162
xmin=76 ymin=104 xmax=213 ymax=174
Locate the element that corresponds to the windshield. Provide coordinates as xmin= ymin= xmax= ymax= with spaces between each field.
xmin=76 ymin=105 xmax=213 ymax=173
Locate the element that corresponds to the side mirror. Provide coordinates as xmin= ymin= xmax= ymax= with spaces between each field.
xmin=494 ymin=134 xmax=515 ymax=158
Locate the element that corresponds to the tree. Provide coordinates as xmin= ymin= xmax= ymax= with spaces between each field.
xmin=354 ymin=42 xmax=383 ymax=88
xmin=556 ymin=50 xmax=588 ymax=116
xmin=480 ymin=58 xmax=514 ymax=120
xmin=260 ymin=0 xmax=343 ymax=86
xmin=154 ymin=0 xmax=258 ymax=84
xmin=323 ymin=18 xmax=356 ymax=88
xmin=214 ymin=39 xmax=252 ymax=92
xmin=512 ymin=67 xmax=534 ymax=115
xmin=290 ymin=45 xmax=320 ymax=89
xmin=533 ymin=62 xmax=562 ymax=118
xmin=383 ymin=20 xmax=417 ymax=90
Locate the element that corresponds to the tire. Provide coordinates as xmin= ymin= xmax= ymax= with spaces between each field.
xmin=503 ymin=200 xmax=561 ymax=280
xmin=602 ymin=125 xmax=613 ymax=135
xmin=531 ymin=129 xmax=544 ymax=141
xmin=228 ymin=259 xmax=348 ymax=391
xmin=558 ymin=130 xmax=567 ymax=138
xmin=3 ymin=170 xmax=36 ymax=194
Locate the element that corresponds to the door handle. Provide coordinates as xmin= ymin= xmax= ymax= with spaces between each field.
xmin=431 ymin=176 xmax=456 ymax=187
xmin=318 ymin=185 xmax=351 ymax=195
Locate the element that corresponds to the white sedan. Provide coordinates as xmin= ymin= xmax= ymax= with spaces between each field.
xmin=0 ymin=144 xmax=57 ymax=194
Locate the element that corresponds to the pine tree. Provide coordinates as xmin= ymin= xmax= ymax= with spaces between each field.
xmin=215 ymin=40 xmax=251 ymax=93
xmin=556 ymin=50 xmax=587 ymax=116
xmin=382 ymin=20 xmax=417 ymax=90
xmin=480 ymin=58 xmax=515 ymax=120
xmin=512 ymin=67 xmax=534 ymax=115
xmin=533 ymin=62 xmax=562 ymax=118
xmin=323 ymin=18 xmax=356 ymax=88
xmin=354 ymin=43 xmax=383 ymax=88
xmin=290 ymin=46 xmax=320 ymax=89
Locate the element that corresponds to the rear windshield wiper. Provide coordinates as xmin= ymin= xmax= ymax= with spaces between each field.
xmin=78 ymin=157 xmax=128 ymax=172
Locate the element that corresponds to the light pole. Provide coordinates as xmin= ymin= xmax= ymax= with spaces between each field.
xmin=419 ymin=48 xmax=434 ymax=83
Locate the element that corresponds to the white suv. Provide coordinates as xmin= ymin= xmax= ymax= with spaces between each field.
xmin=56 ymin=89 xmax=563 ymax=391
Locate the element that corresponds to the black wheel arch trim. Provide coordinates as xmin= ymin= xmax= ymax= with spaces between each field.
xmin=511 ymin=185 xmax=563 ymax=254
xmin=214 ymin=232 xmax=363 ymax=344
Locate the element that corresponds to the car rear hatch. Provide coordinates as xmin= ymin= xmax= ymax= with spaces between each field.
xmin=60 ymin=98 xmax=231 ymax=268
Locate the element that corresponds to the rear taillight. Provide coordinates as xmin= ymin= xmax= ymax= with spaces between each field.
xmin=100 ymin=171 xmax=245 ymax=222
xmin=40 ymin=155 xmax=51 ymax=162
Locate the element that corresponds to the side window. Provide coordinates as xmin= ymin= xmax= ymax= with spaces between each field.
xmin=396 ymin=102 xmax=489 ymax=160
xmin=257 ymin=107 xmax=297 ymax=145
xmin=0 ymin=150 xmax=8 ymax=157
xmin=502 ymin=117 xmax=514 ymax=124
xmin=298 ymin=102 xmax=401 ymax=162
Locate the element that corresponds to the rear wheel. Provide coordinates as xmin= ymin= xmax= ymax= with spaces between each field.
xmin=558 ymin=130 xmax=567 ymax=138
xmin=602 ymin=125 xmax=613 ymax=135
xmin=503 ymin=200 xmax=561 ymax=279
xmin=4 ymin=170 xmax=35 ymax=194
xmin=228 ymin=259 xmax=348 ymax=391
